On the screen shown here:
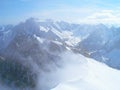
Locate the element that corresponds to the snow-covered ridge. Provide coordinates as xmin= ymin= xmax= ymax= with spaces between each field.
xmin=52 ymin=52 xmax=120 ymax=90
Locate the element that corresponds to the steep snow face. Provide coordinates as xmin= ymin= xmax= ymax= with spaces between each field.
xmin=39 ymin=26 xmax=49 ymax=32
xmin=33 ymin=34 xmax=45 ymax=43
xmin=38 ymin=20 xmax=81 ymax=46
xmin=52 ymin=53 xmax=120 ymax=90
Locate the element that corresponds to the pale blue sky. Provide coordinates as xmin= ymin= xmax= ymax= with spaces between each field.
xmin=1 ymin=0 xmax=120 ymax=24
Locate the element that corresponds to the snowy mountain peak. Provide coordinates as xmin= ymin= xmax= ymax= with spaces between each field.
xmin=1 ymin=18 xmax=120 ymax=90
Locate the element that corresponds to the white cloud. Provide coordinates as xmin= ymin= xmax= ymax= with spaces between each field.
xmin=82 ymin=10 xmax=120 ymax=25
xmin=19 ymin=6 xmax=120 ymax=26
xmin=27 ymin=7 xmax=98 ymax=23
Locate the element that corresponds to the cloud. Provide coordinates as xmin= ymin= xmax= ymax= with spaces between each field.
xmin=82 ymin=10 xmax=120 ymax=25
xmin=27 ymin=7 xmax=98 ymax=23
xmin=14 ymin=4 xmax=120 ymax=26
xmin=30 ymin=7 xmax=120 ymax=26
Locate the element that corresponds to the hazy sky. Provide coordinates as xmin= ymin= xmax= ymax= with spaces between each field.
xmin=1 ymin=0 xmax=120 ymax=25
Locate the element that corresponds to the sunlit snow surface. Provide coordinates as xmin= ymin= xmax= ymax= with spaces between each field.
xmin=52 ymin=52 xmax=120 ymax=90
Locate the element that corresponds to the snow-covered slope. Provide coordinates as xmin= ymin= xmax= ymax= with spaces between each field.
xmin=52 ymin=53 xmax=120 ymax=90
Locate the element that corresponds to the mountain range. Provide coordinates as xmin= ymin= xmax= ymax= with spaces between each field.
xmin=0 ymin=18 xmax=120 ymax=90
